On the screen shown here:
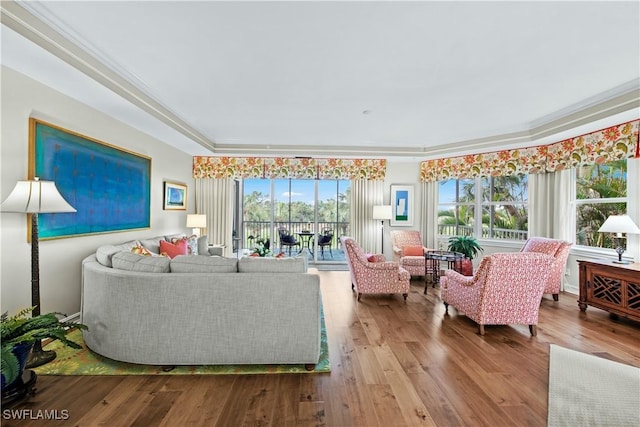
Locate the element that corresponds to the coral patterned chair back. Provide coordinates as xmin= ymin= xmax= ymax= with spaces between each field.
xmin=520 ymin=237 xmax=572 ymax=299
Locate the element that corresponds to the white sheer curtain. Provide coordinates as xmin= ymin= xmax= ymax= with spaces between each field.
xmin=194 ymin=178 xmax=235 ymax=256
xmin=349 ymin=179 xmax=384 ymax=253
xmin=528 ymin=169 xmax=573 ymax=241
xmin=420 ymin=181 xmax=439 ymax=250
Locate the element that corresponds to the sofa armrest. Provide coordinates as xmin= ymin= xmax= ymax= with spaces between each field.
xmin=208 ymin=246 xmax=224 ymax=256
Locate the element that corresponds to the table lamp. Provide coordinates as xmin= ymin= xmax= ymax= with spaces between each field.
xmin=186 ymin=214 xmax=207 ymax=236
xmin=372 ymin=205 xmax=392 ymax=252
xmin=598 ymin=214 xmax=640 ymax=264
xmin=1 ymin=178 xmax=76 ymax=367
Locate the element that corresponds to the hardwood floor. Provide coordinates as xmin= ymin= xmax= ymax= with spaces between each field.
xmin=4 ymin=270 xmax=640 ymax=427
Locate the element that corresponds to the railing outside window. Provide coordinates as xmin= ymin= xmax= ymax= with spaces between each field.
xmin=242 ymin=221 xmax=350 ymax=251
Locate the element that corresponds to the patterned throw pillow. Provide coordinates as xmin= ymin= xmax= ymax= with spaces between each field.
xmin=171 ymin=235 xmax=199 ymax=255
xmin=160 ymin=239 xmax=188 ymax=259
xmin=131 ymin=245 xmax=152 ymax=256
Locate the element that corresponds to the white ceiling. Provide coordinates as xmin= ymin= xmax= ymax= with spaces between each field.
xmin=1 ymin=1 xmax=639 ymax=159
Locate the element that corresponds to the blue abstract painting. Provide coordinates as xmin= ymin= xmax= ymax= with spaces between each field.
xmin=31 ymin=119 xmax=151 ymax=239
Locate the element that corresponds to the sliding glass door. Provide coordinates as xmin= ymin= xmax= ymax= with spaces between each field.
xmin=241 ymin=178 xmax=349 ymax=263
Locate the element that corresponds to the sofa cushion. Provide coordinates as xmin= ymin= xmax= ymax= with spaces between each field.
xmin=238 ymin=256 xmax=307 ymax=273
xmin=96 ymin=240 xmax=140 ymax=267
xmin=197 ymin=235 xmax=209 ymax=255
xmin=139 ymin=236 xmax=168 ymax=254
xmin=112 ymin=252 xmax=171 ymax=273
xmin=160 ymin=239 xmax=188 ymax=258
xmin=170 ymin=255 xmax=238 ymax=273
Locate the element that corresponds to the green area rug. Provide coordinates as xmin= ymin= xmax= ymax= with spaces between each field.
xmin=34 ymin=316 xmax=330 ymax=376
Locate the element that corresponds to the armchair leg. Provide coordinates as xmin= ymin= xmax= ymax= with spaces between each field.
xmin=357 ymin=292 xmax=362 ymax=301
xmin=478 ymin=324 xmax=485 ymax=335
xmin=402 ymin=293 xmax=408 ymax=301
xmin=444 ymin=302 xmax=449 ymax=314
xmin=552 ymin=294 xmax=559 ymax=302
xmin=529 ymin=325 xmax=537 ymax=336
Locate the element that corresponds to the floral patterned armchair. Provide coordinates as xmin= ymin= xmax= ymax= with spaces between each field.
xmin=390 ymin=230 xmax=432 ymax=278
xmin=520 ymin=237 xmax=573 ymax=301
xmin=341 ymin=236 xmax=410 ymax=301
xmin=440 ymin=252 xmax=554 ymax=336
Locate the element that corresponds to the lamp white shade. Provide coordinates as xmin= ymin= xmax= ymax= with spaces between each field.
xmin=1 ymin=179 xmax=76 ymax=213
xmin=186 ymin=214 xmax=207 ymax=228
xmin=598 ymin=214 xmax=640 ymax=236
xmin=372 ymin=205 xmax=392 ymax=220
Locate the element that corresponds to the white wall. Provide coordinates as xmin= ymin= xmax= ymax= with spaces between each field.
xmin=381 ymin=161 xmax=423 ymax=256
xmin=1 ymin=67 xmax=194 ymax=316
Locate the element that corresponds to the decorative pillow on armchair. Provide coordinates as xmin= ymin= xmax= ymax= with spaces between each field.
xmin=367 ymin=254 xmax=386 ymax=262
xmin=403 ymin=245 xmax=424 ymax=256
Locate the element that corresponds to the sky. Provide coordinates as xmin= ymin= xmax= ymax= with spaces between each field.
xmin=244 ymin=179 xmax=348 ymax=204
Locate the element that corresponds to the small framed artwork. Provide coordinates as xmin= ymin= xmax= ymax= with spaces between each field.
xmin=163 ymin=181 xmax=187 ymax=210
xmin=390 ymin=184 xmax=414 ymax=226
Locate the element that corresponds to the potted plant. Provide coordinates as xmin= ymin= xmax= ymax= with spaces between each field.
xmin=1 ymin=307 xmax=87 ymax=390
xmin=447 ymin=236 xmax=483 ymax=276
xmin=250 ymin=236 xmax=271 ymax=257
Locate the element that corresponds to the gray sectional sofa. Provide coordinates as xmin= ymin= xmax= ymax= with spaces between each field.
xmin=80 ymin=235 xmax=322 ymax=368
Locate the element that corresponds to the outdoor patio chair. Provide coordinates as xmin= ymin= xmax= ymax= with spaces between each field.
xmin=317 ymin=229 xmax=334 ymax=259
xmin=278 ymin=228 xmax=300 ymax=255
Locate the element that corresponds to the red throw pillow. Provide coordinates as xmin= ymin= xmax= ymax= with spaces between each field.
xmin=403 ymin=245 xmax=424 ymax=256
xmin=159 ymin=239 xmax=188 ymax=259
xmin=367 ymin=254 xmax=376 ymax=262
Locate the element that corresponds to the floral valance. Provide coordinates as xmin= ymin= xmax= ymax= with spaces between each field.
xmin=420 ymin=120 xmax=639 ymax=182
xmin=193 ymin=157 xmax=387 ymax=180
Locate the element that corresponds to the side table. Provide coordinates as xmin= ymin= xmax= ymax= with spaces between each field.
xmin=425 ymin=250 xmax=465 ymax=294
xmin=578 ymin=259 xmax=640 ymax=323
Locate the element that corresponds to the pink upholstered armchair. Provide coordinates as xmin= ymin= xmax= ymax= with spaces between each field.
xmin=520 ymin=237 xmax=572 ymax=301
xmin=341 ymin=237 xmax=410 ymax=301
xmin=440 ymin=252 xmax=554 ymax=336
xmin=390 ymin=230 xmax=432 ymax=278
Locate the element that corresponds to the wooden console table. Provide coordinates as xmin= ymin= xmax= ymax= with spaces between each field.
xmin=578 ymin=259 xmax=640 ymax=322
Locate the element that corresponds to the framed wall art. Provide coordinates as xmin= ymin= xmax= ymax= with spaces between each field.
xmin=163 ymin=181 xmax=187 ymax=210
xmin=30 ymin=118 xmax=151 ymax=239
xmin=390 ymin=184 xmax=414 ymax=227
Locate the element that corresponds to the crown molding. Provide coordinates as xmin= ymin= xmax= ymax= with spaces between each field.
xmin=1 ymin=0 xmax=215 ymax=151
xmin=3 ymin=0 xmax=638 ymax=160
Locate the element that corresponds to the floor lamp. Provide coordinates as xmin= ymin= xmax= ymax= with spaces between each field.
xmin=1 ymin=178 xmax=76 ymax=367
xmin=598 ymin=214 xmax=640 ymax=264
xmin=372 ymin=205 xmax=392 ymax=253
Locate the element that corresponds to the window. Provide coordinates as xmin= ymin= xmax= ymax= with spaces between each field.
xmin=480 ymin=175 xmax=528 ymax=240
xmin=241 ymin=178 xmax=350 ymax=261
xmin=575 ymin=160 xmax=627 ymax=248
xmin=438 ymin=179 xmax=475 ymax=237
xmin=438 ymin=175 xmax=528 ymax=241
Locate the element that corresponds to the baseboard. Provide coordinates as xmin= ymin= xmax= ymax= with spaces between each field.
xmin=61 ymin=312 xmax=81 ymax=323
